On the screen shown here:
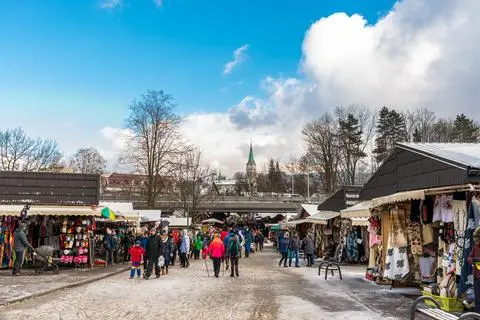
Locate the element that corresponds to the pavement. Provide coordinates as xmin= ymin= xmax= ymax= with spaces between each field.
xmin=0 ymin=248 xmax=425 ymax=320
xmin=0 ymin=264 xmax=130 ymax=306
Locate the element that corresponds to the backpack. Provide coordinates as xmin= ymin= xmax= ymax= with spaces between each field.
xmin=229 ymin=238 xmax=239 ymax=256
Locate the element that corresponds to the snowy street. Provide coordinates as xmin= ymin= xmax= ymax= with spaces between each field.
xmin=0 ymin=248 xmax=419 ymax=320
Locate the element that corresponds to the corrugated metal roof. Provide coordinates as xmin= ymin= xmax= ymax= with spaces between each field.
xmin=398 ymin=143 xmax=480 ymax=169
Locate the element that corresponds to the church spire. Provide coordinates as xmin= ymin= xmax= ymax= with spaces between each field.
xmin=247 ymin=141 xmax=255 ymax=165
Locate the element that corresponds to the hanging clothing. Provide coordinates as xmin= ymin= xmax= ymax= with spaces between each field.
xmin=422 ymin=197 xmax=435 ymax=224
xmin=347 ymin=231 xmax=359 ymax=262
xmin=459 ymin=198 xmax=480 ymax=295
xmin=384 ymin=208 xmax=410 ymax=280
xmin=433 ymin=194 xmax=454 ymax=223
xmin=453 ymin=200 xmax=467 ymax=275
xmin=419 ymin=256 xmax=436 ymax=280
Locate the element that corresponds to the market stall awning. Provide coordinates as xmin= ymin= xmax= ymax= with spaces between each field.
xmin=350 ymin=217 xmax=370 ymax=226
xmin=285 ymin=219 xmax=309 ymax=226
xmin=340 ymin=201 xmax=373 ymax=218
xmin=29 ymin=206 xmax=100 ymax=216
xmin=202 ymin=218 xmax=224 ymax=225
xmin=304 ymin=211 xmax=340 ymax=225
xmin=0 ymin=205 xmax=24 ymax=216
xmin=371 ymin=189 xmax=425 ymax=207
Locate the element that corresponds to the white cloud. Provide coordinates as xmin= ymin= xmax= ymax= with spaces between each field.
xmin=99 ymin=0 xmax=480 ymax=175
xmin=301 ymin=0 xmax=480 ymax=115
xmin=99 ymin=0 xmax=122 ymax=9
xmin=223 ymin=45 xmax=249 ymax=75
xmin=153 ymin=0 xmax=163 ymax=7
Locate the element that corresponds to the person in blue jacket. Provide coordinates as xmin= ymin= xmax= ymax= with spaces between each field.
xmin=223 ymin=229 xmax=232 ymax=270
xmin=243 ymin=228 xmax=253 ymax=258
xmin=278 ymin=232 xmax=290 ymax=267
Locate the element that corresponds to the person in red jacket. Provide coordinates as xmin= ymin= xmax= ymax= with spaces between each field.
xmin=128 ymin=240 xmax=145 ymax=279
xmin=207 ymin=233 xmax=225 ymax=278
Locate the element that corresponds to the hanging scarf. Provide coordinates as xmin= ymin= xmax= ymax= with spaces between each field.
xmin=459 ymin=198 xmax=480 ymax=295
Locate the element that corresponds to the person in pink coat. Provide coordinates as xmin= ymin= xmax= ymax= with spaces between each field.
xmin=207 ymin=233 xmax=225 ymax=278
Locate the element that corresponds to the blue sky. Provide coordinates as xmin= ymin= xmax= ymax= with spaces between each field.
xmin=0 ymin=1 xmax=395 ymax=122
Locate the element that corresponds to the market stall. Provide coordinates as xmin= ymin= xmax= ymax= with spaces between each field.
xmin=1 ymin=206 xmax=100 ymax=269
xmin=353 ymin=143 xmax=480 ymax=312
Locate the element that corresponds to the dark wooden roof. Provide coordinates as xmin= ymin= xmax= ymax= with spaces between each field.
xmin=360 ymin=144 xmax=480 ymax=201
xmin=0 ymin=171 xmax=100 ymax=205
xmin=318 ymin=185 xmax=362 ymax=212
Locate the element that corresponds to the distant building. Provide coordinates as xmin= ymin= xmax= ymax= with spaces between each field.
xmin=246 ymin=142 xmax=257 ymax=193
xmin=100 ymin=172 xmax=150 ymax=200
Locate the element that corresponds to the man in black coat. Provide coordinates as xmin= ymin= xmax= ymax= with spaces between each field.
xmin=145 ymin=228 xmax=163 ymax=279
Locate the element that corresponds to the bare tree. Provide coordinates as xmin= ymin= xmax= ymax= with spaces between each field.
xmin=171 ymin=148 xmax=215 ymax=223
xmin=123 ymin=90 xmax=184 ymax=208
xmin=335 ymin=106 xmax=375 ymax=185
xmin=70 ymin=147 xmax=106 ymax=174
xmin=0 ymin=127 xmax=62 ymax=171
xmin=302 ymin=112 xmax=340 ymax=195
xmin=404 ymin=107 xmax=436 ymax=142
xmin=233 ymin=172 xmax=248 ymax=196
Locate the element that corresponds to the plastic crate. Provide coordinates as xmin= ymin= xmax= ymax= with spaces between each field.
xmin=421 ymin=291 xmax=464 ymax=312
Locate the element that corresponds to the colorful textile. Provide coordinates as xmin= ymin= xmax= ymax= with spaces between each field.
xmin=453 ymin=200 xmax=467 ymax=275
xmin=384 ymin=246 xmax=410 ymax=280
xmin=384 ymin=208 xmax=410 ymax=280
xmin=459 ymin=198 xmax=480 ymax=295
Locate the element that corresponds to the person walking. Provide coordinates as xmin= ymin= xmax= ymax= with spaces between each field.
xmin=227 ymin=231 xmax=241 ymax=277
xmin=244 ymin=228 xmax=253 ymax=258
xmin=289 ymin=232 xmax=300 ymax=267
xmin=180 ymin=230 xmax=190 ymax=268
xmin=144 ymin=228 xmax=163 ymax=279
xmin=304 ymin=233 xmax=315 ymax=267
xmin=123 ymin=231 xmax=135 ymax=263
xmin=223 ymin=229 xmax=232 ymax=271
xmin=128 ymin=240 xmax=145 ymax=279
xmin=12 ymin=223 xmax=32 ymax=276
xmin=137 ymin=231 xmax=149 ymax=274
xmin=207 ymin=233 xmax=225 ymax=278
xmin=161 ymin=232 xmax=172 ymax=275
xmin=194 ymin=235 xmax=202 ymax=260
xmin=104 ymin=228 xmax=116 ymax=266
xmin=170 ymin=230 xmax=179 ymax=266
xmin=278 ymin=232 xmax=290 ymax=267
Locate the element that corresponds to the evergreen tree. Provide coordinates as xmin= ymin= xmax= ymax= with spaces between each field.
xmin=275 ymin=161 xmax=285 ymax=193
xmin=338 ymin=113 xmax=366 ymax=185
xmin=373 ymin=107 xmax=407 ymax=164
xmin=412 ymin=128 xmax=422 ymax=142
xmin=452 ymin=114 xmax=479 ymax=142
xmin=267 ymin=159 xmax=276 ymax=192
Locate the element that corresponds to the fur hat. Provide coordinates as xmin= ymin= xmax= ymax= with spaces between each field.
xmin=474 ymin=227 xmax=480 ymax=238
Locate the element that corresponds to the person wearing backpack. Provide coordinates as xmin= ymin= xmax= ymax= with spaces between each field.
xmin=227 ymin=231 xmax=241 ymax=277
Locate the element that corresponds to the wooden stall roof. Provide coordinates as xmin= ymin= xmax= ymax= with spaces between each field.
xmin=0 ymin=171 xmax=100 ymax=206
xmin=360 ymin=143 xmax=480 ymax=201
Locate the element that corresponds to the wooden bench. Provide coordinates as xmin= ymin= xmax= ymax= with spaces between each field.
xmin=410 ymin=296 xmax=480 ymax=320
xmin=318 ymin=261 xmax=342 ymax=280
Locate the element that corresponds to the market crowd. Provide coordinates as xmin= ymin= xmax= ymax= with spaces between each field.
xmin=118 ymin=225 xmax=266 ymax=280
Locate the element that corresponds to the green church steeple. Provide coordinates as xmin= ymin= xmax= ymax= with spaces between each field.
xmin=247 ymin=142 xmax=255 ymax=165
